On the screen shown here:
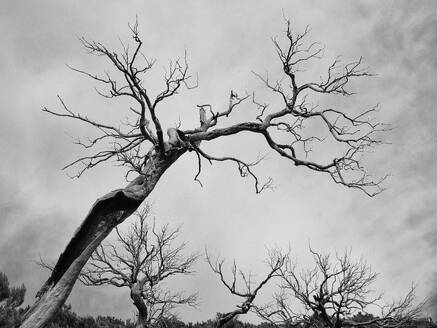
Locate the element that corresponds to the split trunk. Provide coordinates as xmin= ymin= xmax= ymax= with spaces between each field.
xmin=20 ymin=145 xmax=186 ymax=328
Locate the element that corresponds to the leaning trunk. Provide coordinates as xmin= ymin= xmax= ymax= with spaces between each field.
xmin=131 ymin=283 xmax=149 ymax=328
xmin=21 ymin=144 xmax=186 ymax=328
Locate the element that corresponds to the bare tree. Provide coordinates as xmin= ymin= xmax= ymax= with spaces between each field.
xmin=255 ymin=249 xmax=423 ymax=328
xmin=22 ymin=18 xmax=387 ymax=327
xmin=207 ymin=250 xmax=287 ymax=327
xmin=77 ymin=205 xmax=197 ymax=328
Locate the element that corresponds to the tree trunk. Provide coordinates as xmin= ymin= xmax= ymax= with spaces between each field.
xmin=130 ymin=283 xmax=149 ymax=328
xmin=21 ymin=141 xmax=186 ymax=328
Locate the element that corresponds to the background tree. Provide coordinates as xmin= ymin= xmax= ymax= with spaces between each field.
xmin=255 ymin=249 xmax=423 ymax=328
xmin=79 ymin=205 xmax=197 ymax=328
xmin=0 ymin=272 xmax=26 ymax=328
xmin=207 ymin=250 xmax=287 ymax=327
xmin=44 ymin=303 xmax=136 ymax=328
xmin=22 ymin=18 xmax=387 ymax=327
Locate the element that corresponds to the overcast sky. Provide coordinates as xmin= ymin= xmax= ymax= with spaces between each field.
xmin=0 ymin=0 xmax=436 ymax=322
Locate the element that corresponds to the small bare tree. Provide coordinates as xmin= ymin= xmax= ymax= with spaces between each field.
xmin=207 ymin=250 xmax=287 ymax=327
xmin=79 ymin=205 xmax=197 ymax=328
xmin=255 ymin=249 xmax=423 ymax=328
xmin=23 ymin=18 xmax=388 ymax=327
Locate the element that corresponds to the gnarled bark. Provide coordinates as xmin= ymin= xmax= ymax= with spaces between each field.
xmin=21 ymin=143 xmax=186 ymax=328
xmin=131 ymin=283 xmax=149 ymax=328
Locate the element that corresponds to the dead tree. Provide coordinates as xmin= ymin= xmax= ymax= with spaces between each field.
xmin=255 ymin=249 xmax=423 ymax=328
xmin=207 ymin=250 xmax=287 ymax=327
xmin=22 ymin=18 xmax=387 ymax=327
xmin=79 ymin=205 xmax=197 ymax=328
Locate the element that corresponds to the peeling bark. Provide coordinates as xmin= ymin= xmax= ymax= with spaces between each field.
xmin=21 ymin=144 xmax=186 ymax=328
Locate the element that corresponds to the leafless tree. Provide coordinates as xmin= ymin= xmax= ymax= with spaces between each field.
xmin=22 ymin=18 xmax=387 ymax=327
xmin=255 ymin=249 xmax=423 ymax=328
xmin=207 ymin=250 xmax=287 ymax=327
xmin=77 ymin=205 xmax=197 ymax=328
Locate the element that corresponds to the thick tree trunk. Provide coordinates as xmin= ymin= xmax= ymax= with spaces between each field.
xmin=130 ymin=283 xmax=149 ymax=328
xmin=21 ymin=142 xmax=186 ymax=328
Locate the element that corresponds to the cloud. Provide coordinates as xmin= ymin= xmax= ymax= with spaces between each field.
xmin=1 ymin=0 xmax=436 ymax=322
xmin=338 ymin=2 xmax=437 ymax=318
xmin=0 ymin=173 xmax=74 ymax=291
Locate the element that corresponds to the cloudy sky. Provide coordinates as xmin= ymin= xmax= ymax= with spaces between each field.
xmin=0 ymin=0 xmax=436 ymax=322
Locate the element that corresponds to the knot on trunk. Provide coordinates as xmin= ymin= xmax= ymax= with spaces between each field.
xmin=166 ymin=128 xmax=189 ymax=150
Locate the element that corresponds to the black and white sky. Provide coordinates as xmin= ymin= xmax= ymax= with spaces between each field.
xmin=0 ymin=0 xmax=436 ymax=322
